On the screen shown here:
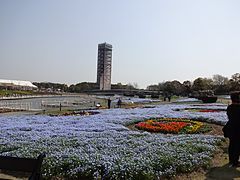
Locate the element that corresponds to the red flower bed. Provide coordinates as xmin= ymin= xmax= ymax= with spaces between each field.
xmin=198 ymin=109 xmax=221 ymax=113
xmin=135 ymin=118 xmax=206 ymax=134
xmin=136 ymin=120 xmax=189 ymax=133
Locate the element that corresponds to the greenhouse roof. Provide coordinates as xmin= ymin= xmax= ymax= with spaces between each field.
xmin=0 ymin=79 xmax=37 ymax=88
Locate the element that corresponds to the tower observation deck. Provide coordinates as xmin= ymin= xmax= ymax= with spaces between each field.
xmin=97 ymin=43 xmax=112 ymax=90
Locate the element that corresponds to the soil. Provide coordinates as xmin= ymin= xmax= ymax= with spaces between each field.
xmin=48 ymin=110 xmax=100 ymax=117
xmin=172 ymin=139 xmax=240 ymax=180
xmin=172 ymin=124 xmax=240 ymax=180
xmin=205 ymin=123 xmax=224 ymax=136
xmin=0 ymin=108 xmax=24 ymax=114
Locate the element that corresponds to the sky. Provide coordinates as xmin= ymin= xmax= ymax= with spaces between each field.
xmin=0 ymin=0 xmax=240 ymax=89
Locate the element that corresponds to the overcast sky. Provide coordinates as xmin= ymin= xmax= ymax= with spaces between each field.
xmin=0 ymin=0 xmax=240 ymax=88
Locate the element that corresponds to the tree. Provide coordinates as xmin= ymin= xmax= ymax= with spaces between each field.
xmin=67 ymin=82 xmax=98 ymax=93
xmin=111 ymin=83 xmax=128 ymax=89
xmin=229 ymin=73 xmax=240 ymax=91
xmin=126 ymin=83 xmax=135 ymax=90
xmin=213 ymin=74 xmax=229 ymax=86
xmin=192 ymin=78 xmax=213 ymax=91
xmin=68 ymin=84 xmax=76 ymax=93
xmin=212 ymin=74 xmax=229 ymax=94
xmin=231 ymin=73 xmax=240 ymax=82
xmin=132 ymin=82 xmax=139 ymax=89
xmin=33 ymin=82 xmax=69 ymax=92
xmin=160 ymin=81 xmax=184 ymax=96
xmin=146 ymin=84 xmax=159 ymax=91
xmin=182 ymin=80 xmax=192 ymax=96
xmin=126 ymin=83 xmax=139 ymax=90
xmin=170 ymin=80 xmax=184 ymax=95
xmin=162 ymin=81 xmax=173 ymax=95
xmin=158 ymin=82 xmax=165 ymax=91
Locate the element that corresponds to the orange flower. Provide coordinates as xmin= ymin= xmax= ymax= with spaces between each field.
xmin=135 ymin=118 xmax=203 ymax=134
xmin=136 ymin=121 xmax=188 ymax=133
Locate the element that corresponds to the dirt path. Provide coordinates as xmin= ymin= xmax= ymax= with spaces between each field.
xmin=205 ymin=140 xmax=240 ymax=180
xmin=0 ymin=173 xmax=18 ymax=180
xmin=172 ymin=121 xmax=240 ymax=180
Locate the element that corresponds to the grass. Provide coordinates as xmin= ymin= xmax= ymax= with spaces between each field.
xmin=0 ymin=89 xmax=34 ymax=96
xmin=217 ymin=97 xmax=231 ymax=105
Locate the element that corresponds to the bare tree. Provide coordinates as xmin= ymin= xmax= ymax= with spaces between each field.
xmin=212 ymin=74 xmax=228 ymax=86
xmin=132 ymin=82 xmax=139 ymax=89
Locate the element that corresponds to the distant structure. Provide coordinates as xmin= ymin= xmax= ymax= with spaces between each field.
xmin=96 ymin=42 xmax=112 ymax=90
xmin=0 ymin=79 xmax=37 ymax=90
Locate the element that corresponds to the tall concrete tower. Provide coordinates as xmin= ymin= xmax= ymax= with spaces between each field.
xmin=97 ymin=43 xmax=112 ymax=90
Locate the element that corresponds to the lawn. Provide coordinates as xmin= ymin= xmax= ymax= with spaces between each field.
xmin=0 ymin=89 xmax=34 ymax=97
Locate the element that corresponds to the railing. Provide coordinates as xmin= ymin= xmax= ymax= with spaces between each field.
xmin=0 ymin=101 xmax=41 ymax=111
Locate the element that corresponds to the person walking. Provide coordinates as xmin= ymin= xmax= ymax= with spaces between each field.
xmin=107 ymin=98 xmax=111 ymax=109
xmin=223 ymin=91 xmax=240 ymax=167
xmin=117 ymin=98 xmax=122 ymax=108
xmin=168 ymin=95 xmax=171 ymax=102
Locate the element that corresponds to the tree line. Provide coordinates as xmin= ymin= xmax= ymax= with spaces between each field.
xmin=33 ymin=82 xmax=137 ymax=93
xmin=33 ymin=73 xmax=240 ymax=95
xmin=147 ymin=73 xmax=240 ymax=96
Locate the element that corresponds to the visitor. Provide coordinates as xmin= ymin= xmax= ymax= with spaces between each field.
xmin=168 ymin=96 xmax=171 ymax=102
xmin=223 ymin=91 xmax=240 ymax=167
xmin=117 ymin=98 xmax=122 ymax=108
xmin=107 ymin=98 xmax=111 ymax=109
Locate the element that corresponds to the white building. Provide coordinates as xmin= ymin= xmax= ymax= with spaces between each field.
xmin=0 ymin=79 xmax=37 ymax=90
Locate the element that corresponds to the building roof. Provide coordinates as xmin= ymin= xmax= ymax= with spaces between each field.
xmin=98 ymin=42 xmax=112 ymax=49
xmin=0 ymin=79 xmax=37 ymax=88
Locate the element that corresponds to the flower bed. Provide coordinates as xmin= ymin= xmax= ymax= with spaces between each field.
xmin=174 ymin=98 xmax=200 ymax=102
xmin=0 ymin=108 xmax=25 ymax=113
xmin=199 ymin=96 xmax=218 ymax=103
xmin=135 ymin=118 xmax=210 ymax=134
xmin=198 ymin=109 xmax=222 ymax=113
xmin=181 ymin=108 xmax=225 ymax=113
xmin=0 ymin=103 xmax=225 ymax=179
xmin=49 ymin=111 xmax=100 ymax=117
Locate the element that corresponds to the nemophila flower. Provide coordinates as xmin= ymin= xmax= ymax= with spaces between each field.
xmin=0 ymin=103 xmax=225 ymax=179
xmin=174 ymin=98 xmax=200 ymax=102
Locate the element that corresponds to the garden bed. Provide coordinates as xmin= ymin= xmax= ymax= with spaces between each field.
xmin=132 ymin=118 xmax=212 ymax=134
xmin=174 ymin=108 xmax=226 ymax=113
xmin=49 ymin=110 xmax=100 ymax=117
xmin=0 ymin=103 xmax=226 ymax=179
xmin=0 ymin=108 xmax=25 ymax=114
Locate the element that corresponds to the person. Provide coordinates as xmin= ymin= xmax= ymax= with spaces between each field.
xmin=107 ymin=98 xmax=111 ymax=109
xmin=224 ymin=91 xmax=240 ymax=167
xmin=168 ymin=95 xmax=171 ymax=102
xmin=117 ymin=98 xmax=122 ymax=108
xmin=163 ymin=96 xmax=166 ymax=101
